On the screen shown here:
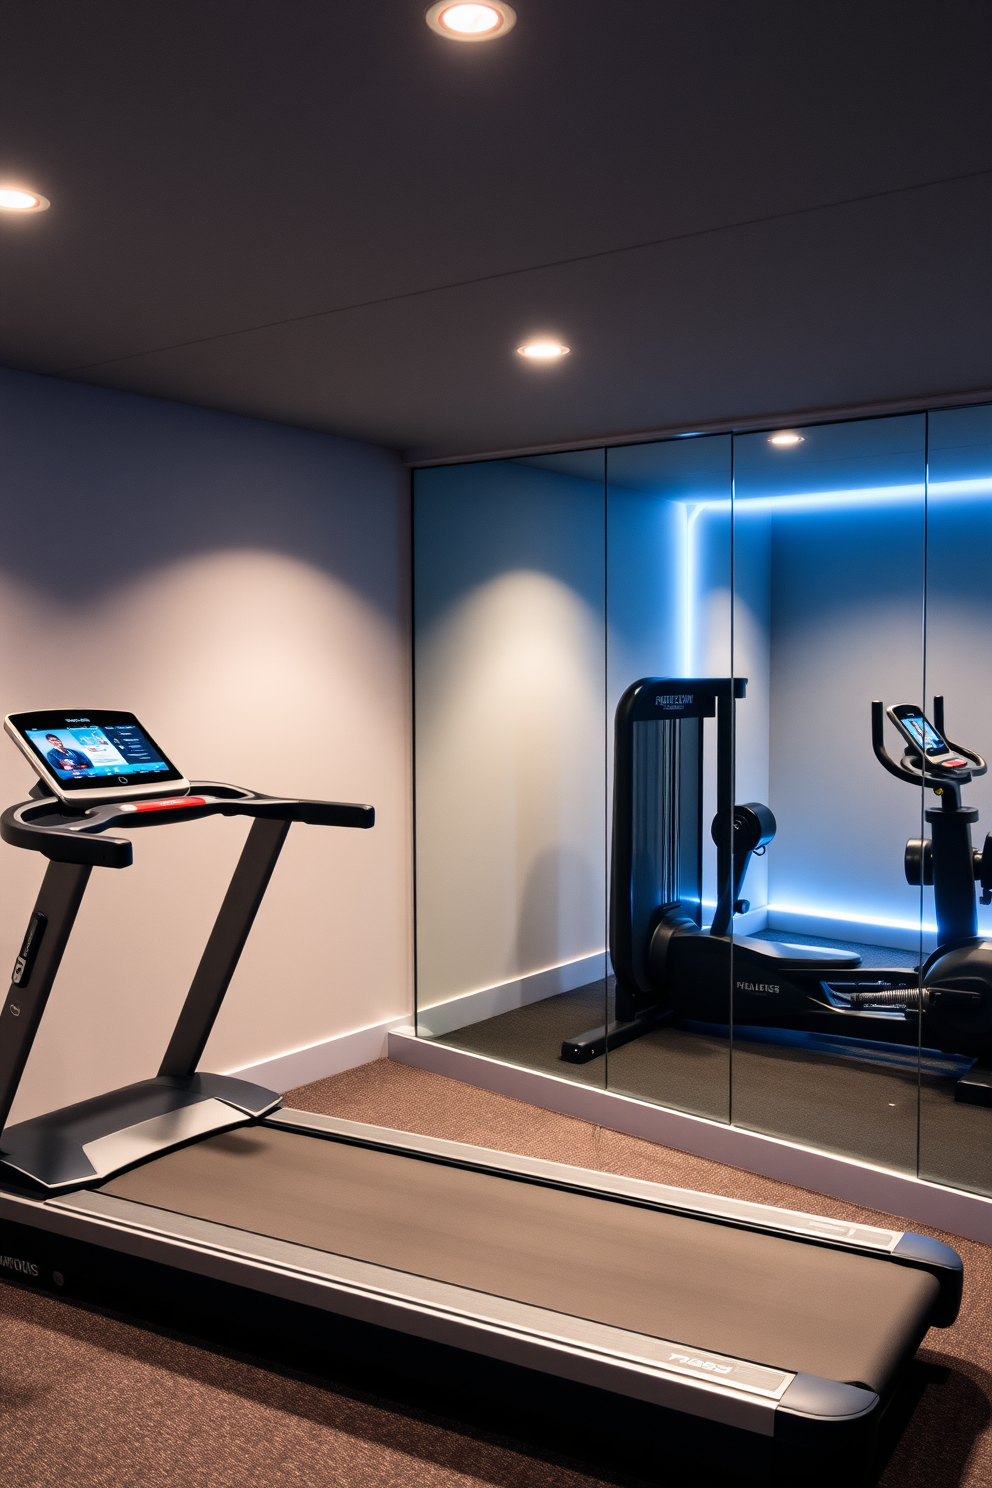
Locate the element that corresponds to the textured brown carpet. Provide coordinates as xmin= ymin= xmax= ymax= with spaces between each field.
xmin=0 ymin=1057 xmax=989 ymax=1487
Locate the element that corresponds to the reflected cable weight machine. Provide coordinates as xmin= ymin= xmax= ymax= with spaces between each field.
xmin=562 ymin=678 xmax=992 ymax=1108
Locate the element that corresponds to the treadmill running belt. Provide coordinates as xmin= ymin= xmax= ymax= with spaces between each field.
xmin=101 ymin=1125 xmax=938 ymax=1393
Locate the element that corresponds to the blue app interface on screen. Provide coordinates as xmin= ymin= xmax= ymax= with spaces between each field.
xmin=27 ymin=724 xmax=168 ymax=780
xmin=903 ymin=715 xmax=945 ymax=753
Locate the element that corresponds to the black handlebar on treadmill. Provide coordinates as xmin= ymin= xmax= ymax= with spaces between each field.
xmin=871 ymin=698 xmax=986 ymax=788
xmin=0 ymin=782 xmax=375 ymax=869
xmin=0 ymin=778 xmax=375 ymax=1133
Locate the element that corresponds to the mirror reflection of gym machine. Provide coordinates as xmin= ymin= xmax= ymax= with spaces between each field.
xmin=561 ymin=679 xmax=992 ymax=1108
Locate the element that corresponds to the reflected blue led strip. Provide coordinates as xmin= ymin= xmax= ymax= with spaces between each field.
xmin=679 ymin=474 xmax=992 ymax=520
xmin=676 ymin=473 xmax=992 ymax=682
xmin=702 ymin=898 xmax=940 ymax=937
xmin=765 ymin=901 xmax=939 ymax=936
xmin=672 ymin=471 xmax=992 ymax=935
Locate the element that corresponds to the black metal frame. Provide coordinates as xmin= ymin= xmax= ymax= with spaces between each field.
xmin=0 ymin=860 xmax=92 ymax=1138
xmin=0 ymin=782 xmax=374 ymax=1190
xmin=872 ymin=695 xmax=990 ymax=945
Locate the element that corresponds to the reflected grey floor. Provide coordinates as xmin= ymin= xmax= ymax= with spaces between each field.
xmin=430 ymin=931 xmax=992 ymax=1196
xmin=431 ymin=982 xmax=731 ymax=1123
xmin=434 ymin=982 xmax=613 ymax=1093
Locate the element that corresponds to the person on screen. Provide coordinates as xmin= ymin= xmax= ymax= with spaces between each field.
xmin=44 ymin=733 xmax=94 ymax=773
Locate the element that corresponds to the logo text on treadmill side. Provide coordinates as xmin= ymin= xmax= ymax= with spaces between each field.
xmin=0 ymin=1255 xmax=39 ymax=1277
xmin=658 ymin=1346 xmax=792 ymax=1397
xmin=668 ymin=1352 xmax=732 ymax=1375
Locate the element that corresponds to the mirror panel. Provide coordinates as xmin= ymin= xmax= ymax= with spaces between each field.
xmin=601 ymin=435 xmax=734 ymax=1121
xmin=920 ymin=406 xmax=992 ymax=1194
xmin=729 ymin=415 xmax=927 ymax=1171
xmin=411 ymin=403 xmax=992 ymax=1201
xmin=412 ymin=451 xmax=608 ymax=1088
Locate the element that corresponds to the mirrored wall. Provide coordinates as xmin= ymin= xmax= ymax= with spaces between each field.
xmin=413 ymin=404 xmax=992 ymax=1197
xmin=413 ymin=451 xmax=609 ymax=1090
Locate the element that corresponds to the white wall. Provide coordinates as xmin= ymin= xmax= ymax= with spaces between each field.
xmin=765 ymin=500 xmax=928 ymax=941
xmin=0 ymin=368 xmax=412 ymax=1124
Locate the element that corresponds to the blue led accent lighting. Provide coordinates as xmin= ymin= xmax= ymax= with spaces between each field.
xmin=766 ymin=901 xmax=937 ymax=935
xmin=671 ymin=468 xmax=992 ymax=938
xmin=675 ymin=474 xmax=992 ymax=520
xmin=684 ymin=503 xmax=701 ymax=673
xmin=701 ymin=897 xmax=941 ymax=937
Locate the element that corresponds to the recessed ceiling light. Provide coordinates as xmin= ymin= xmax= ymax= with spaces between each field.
xmin=517 ymin=341 xmax=570 ymax=360
xmin=425 ymin=2 xmax=516 ymax=41
xmin=0 ymin=187 xmax=50 ymax=213
xmin=769 ymin=432 xmax=804 ymax=446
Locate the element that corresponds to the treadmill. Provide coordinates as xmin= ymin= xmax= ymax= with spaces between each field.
xmin=0 ymin=761 xmax=964 ymax=1473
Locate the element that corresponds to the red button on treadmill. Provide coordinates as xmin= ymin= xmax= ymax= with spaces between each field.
xmin=944 ymin=759 xmax=967 ymax=768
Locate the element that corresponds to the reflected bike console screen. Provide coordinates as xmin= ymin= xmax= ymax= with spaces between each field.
xmin=900 ymin=714 xmax=946 ymax=754
xmin=886 ymin=703 xmax=971 ymax=769
xmin=886 ymin=705 xmax=951 ymax=761
xmin=4 ymin=709 xmax=188 ymax=802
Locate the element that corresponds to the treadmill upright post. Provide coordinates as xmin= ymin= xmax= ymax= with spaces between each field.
xmin=158 ymin=816 xmax=291 ymax=1078
xmin=0 ymin=860 xmax=92 ymax=1140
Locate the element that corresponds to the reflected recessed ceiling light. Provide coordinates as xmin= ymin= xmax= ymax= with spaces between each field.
xmin=426 ymin=2 xmax=516 ymax=41
xmin=517 ymin=341 xmax=570 ymax=360
xmin=769 ymin=432 xmax=804 ymax=446
xmin=0 ymin=187 xmax=50 ymax=213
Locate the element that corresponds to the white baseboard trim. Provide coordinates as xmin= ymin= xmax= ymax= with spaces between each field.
xmin=229 ymin=1016 xmax=409 ymax=1093
xmin=416 ymin=952 xmax=607 ymax=1037
xmin=387 ymin=1026 xmax=992 ymax=1245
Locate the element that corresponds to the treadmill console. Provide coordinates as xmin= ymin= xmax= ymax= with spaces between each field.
xmin=4 ymin=708 xmax=189 ymax=805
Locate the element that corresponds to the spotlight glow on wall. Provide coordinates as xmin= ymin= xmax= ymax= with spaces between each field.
xmin=0 ymin=187 xmax=50 ymax=213
xmin=768 ymin=432 xmax=804 ymax=447
xmin=426 ymin=2 xmax=516 ymax=40
xmin=517 ymin=341 xmax=570 ymax=360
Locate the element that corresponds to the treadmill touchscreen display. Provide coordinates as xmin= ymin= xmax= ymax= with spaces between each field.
xmin=8 ymin=709 xmax=185 ymax=792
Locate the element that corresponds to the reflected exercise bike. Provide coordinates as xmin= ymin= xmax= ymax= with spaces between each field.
xmin=561 ymin=680 xmax=992 ymax=1107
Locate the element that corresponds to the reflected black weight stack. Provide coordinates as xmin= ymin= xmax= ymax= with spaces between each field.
xmin=561 ymin=677 xmax=744 ymax=1061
